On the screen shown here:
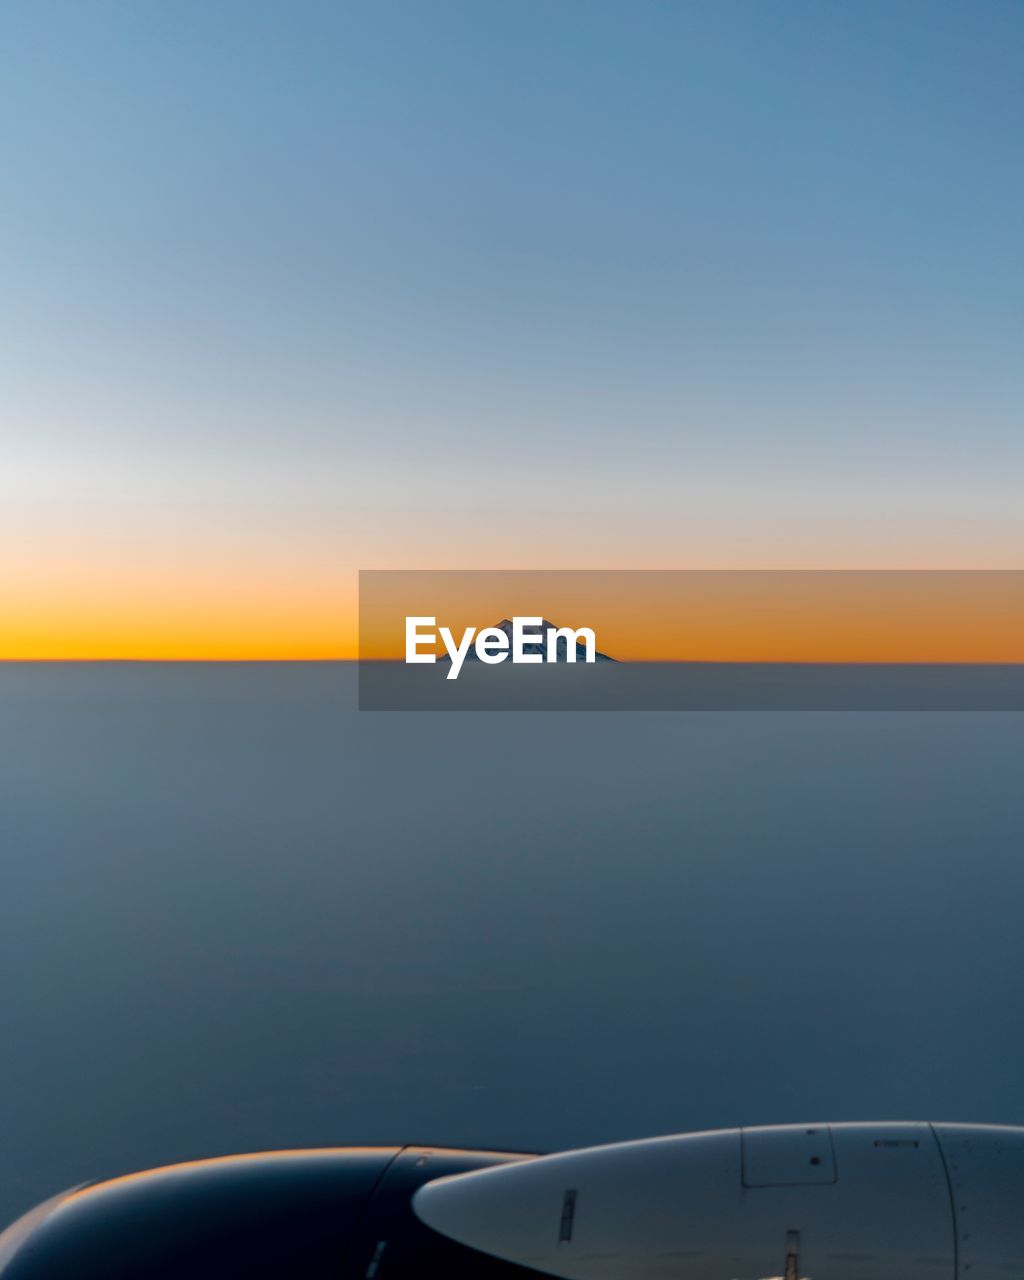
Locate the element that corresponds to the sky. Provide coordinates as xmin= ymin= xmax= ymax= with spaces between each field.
xmin=2 ymin=0 xmax=1022 ymax=657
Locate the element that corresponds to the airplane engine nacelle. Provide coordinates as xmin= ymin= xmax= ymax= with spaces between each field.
xmin=415 ymin=1122 xmax=1024 ymax=1280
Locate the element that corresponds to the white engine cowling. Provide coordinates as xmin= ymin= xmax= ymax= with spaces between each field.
xmin=414 ymin=1121 xmax=1024 ymax=1280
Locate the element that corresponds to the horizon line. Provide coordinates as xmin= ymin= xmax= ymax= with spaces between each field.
xmin=5 ymin=658 xmax=1024 ymax=668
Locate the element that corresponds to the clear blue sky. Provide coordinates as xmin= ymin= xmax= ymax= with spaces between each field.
xmin=2 ymin=1 xmax=1022 ymax=651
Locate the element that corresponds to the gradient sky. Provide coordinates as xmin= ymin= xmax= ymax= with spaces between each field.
xmin=2 ymin=1 xmax=1023 ymax=657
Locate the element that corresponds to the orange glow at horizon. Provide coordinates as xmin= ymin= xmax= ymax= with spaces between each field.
xmin=1 ymin=551 xmax=357 ymax=660
xmin=359 ymin=571 xmax=1024 ymax=665
xmin=4 ymin=567 xmax=1024 ymax=663
xmin=1 ymin=604 xmax=356 ymax=661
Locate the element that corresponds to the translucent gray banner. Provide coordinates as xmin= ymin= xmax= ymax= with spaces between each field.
xmin=358 ymin=570 xmax=1024 ymax=711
